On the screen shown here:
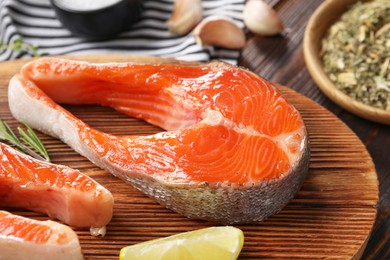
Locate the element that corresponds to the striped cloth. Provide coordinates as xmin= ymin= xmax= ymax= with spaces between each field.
xmin=0 ymin=0 xmax=244 ymax=63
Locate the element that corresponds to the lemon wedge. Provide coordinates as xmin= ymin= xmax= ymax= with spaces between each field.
xmin=119 ymin=226 xmax=244 ymax=260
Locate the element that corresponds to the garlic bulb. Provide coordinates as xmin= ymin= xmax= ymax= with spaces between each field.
xmin=243 ymin=0 xmax=284 ymax=36
xmin=166 ymin=0 xmax=203 ymax=35
xmin=192 ymin=16 xmax=246 ymax=49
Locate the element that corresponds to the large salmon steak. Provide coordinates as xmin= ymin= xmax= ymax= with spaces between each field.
xmin=8 ymin=57 xmax=310 ymax=224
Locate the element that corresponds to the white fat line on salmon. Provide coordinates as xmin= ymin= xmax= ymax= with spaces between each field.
xmin=108 ymin=97 xmax=198 ymax=130
xmin=9 ymin=84 xmax=85 ymax=161
xmin=201 ymin=109 xmax=306 ymax=166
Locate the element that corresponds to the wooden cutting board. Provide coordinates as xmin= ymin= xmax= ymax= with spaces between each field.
xmin=0 ymin=55 xmax=378 ymax=259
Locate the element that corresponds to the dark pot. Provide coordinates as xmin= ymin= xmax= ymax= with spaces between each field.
xmin=51 ymin=0 xmax=143 ymax=39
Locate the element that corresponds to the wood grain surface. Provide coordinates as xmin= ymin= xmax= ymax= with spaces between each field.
xmin=0 ymin=55 xmax=378 ymax=259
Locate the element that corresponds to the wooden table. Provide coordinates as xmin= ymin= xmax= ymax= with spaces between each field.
xmin=241 ymin=0 xmax=389 ymax=258
xmin=0 ymin=0 xmax=387 ymax=259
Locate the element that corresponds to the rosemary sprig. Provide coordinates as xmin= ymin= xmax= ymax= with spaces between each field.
xmin=18 ymin=122 xmax=50 ymax=162
xmin=0 ymin=119 xmax=50 ymax=162
xmin=0 ymin=120 xmax=24 ymax=148
xmin=0 ymin=36 xmax=48 ymax=57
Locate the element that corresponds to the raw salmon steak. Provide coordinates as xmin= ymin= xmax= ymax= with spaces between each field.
xmin=8 ymin=57 xmax=310 ymax=224
xmin=0 ymin=210 xmax=83 ymax=260
xmin=0 ymin=142 xmax=113 ymax=235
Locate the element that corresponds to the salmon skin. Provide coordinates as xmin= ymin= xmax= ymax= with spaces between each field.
xmin=0 ymin=210 xmax=83 ymax=260
xmin=8 ymin=57 xmax=310 ymax=224
xmin=0 ymin=142 xmax=113 ymax=235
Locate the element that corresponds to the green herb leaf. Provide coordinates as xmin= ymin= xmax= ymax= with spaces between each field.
xmin=18 ymin=122 xmax=50 ymax=162
xmin=0 ymin=120 xmax=24 ymax=148
xmin=0 ymin=119 xmax=50 ymax=162
xmin=0 ymin=36 xmax=48 ymax=57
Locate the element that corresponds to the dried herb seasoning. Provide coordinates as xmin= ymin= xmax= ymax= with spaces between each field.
xmin=321 ymin=0 xmax=390 ymax=111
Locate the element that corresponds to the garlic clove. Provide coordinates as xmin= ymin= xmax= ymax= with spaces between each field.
xmin=166 ymin=0 xmax=203 ymax=35
xmin=243 ymin=0 xmax=284 ymax=36
xmin=192 ymin=16 xmax=246 ymax=49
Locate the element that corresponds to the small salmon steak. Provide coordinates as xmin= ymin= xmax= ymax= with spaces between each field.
xmin=0 ymin=210 xmax=83 ymax=260
xmin=0 ymin=142 xmax=113 ymax=235
xmin=8 ymin=57 xmax=310 ymax=224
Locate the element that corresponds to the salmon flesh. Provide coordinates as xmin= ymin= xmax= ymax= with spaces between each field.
xmin=8 ymin=57 xmax=310 ymax=224
xmin=0 ymin=210 xmax=83 ymax=260
xmin=0 ymin=142 xmax=113 ymax=235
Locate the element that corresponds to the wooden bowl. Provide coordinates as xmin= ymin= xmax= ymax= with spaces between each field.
xmin=303 ymin=0 xmax=390 ymax=125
